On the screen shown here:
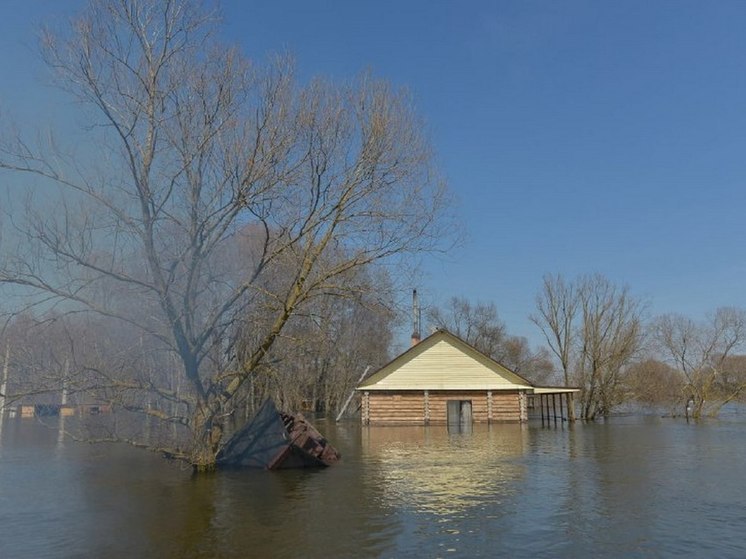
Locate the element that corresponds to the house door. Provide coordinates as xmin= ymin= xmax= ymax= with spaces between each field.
xmin=447 ymin=400 xmax=472 ymax=431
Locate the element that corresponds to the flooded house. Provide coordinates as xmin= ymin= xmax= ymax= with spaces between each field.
xmin=357 ymin=329 xmax=578 ymax=426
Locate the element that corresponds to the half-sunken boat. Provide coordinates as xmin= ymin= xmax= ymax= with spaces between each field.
xmin=216 ymin=398 xmax=341 ymax=469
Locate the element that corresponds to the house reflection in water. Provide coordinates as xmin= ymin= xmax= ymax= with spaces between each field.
xmin=361 ymin=424 xmax=529 ymax=516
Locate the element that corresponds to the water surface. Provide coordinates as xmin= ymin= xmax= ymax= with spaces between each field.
xmin=1 ymin=411 xmax=745 ymax=558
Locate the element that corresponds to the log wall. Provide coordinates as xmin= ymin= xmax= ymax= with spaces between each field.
xmin=366 ymin=392 xmax=425 ymax=425
xmin=491 ymin=391 xmax=523 ymax=423
xmin=362 ymin=390 xmax=524 ymax=425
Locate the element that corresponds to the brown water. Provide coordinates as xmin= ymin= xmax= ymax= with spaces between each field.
xmin=1 ymin=412 xmax=746 ymax=558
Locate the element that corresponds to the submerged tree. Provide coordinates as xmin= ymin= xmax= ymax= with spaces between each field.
xmin=532 ymin=274 xmax=644 ymax=420
xmin=232 ymin=265 xmax=396 ymax=417
xmin=0 ymin=0 xmax=453 ymax=469
xmin=654 ymin=308 xmax=746 ymax=418
xmin=623 ymin=358 xmax=683 ymax=410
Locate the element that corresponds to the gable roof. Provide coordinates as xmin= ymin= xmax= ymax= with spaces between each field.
xmin=358 ymin=329 xmax=535 ymax=391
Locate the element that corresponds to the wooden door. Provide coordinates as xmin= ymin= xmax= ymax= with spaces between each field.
xmin=447 ymin=400 xmax=473 ymax=430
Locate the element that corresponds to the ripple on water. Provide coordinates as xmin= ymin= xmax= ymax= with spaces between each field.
xmin=3 ymin=415 xmax=746 ymax=558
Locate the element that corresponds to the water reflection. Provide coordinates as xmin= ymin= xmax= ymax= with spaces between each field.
xmin=362 ymin=424 xmax=528 ymax=516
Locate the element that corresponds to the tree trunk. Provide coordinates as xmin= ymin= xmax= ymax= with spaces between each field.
xmin=191 ymin=402 xmax=225 ymax=471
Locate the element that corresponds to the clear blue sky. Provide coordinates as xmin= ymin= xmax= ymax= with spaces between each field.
xmin=2 ymin=1 xmax=746 ymax=346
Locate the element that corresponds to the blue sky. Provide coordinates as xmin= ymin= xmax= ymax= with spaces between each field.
xmin=2 ymin=1 xmax=746 ymax=346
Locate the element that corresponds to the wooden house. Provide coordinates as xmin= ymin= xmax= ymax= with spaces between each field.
xmin=357 ymin=329 xmax=577 ymax=426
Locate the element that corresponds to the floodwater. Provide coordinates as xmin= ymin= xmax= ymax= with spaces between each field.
xmin=1 ymin=411 xmax=746 ymax=558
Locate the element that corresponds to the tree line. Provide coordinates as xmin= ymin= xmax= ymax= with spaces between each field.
xmin=533 ymin=274 xmax=746 ymax=420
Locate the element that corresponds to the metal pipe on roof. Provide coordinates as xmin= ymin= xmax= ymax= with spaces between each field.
xmin=411 ymin=289 xmax=421 ymax=346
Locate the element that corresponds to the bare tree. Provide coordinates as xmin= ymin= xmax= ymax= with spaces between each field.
xmin=1 ymin=313 xmax=72 ymax=409
xmin=576 ymin=275 xmax=644 ymax=419
xmin=233 ymin=265 xmax=396 ymax=416
xmin=532 ymin=274 xmax=644 ymax=420
xmin=717 ymin=354 xmax=746 ymax=401
xmin=497 ymin=336 xmax=555 ymax=385
xmin=428 ymin=298 xmax=506 ymax=356
xmin=530 ymin=274 xmax=579 ymax=387
xmin=624 ymin=358 xmax=683 ymax=409
xmin=654 ymin=308 xmax=746 ymax=418
xmin=0 ymin=0 xmax=453 ymax=469
xmin=428 ymin=296 xmax=555 ymax=384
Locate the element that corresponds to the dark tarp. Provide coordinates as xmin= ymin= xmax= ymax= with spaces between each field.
xmin=216 ymin=398 xmax=340 ymax=469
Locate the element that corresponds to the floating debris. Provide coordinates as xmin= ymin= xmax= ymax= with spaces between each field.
xmin=217 ymin=399 xmax=341 ymax=470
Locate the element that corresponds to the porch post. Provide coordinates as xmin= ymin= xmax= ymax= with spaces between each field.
xmin=519 ymin=392 xmax=528 ymax=422
xmin=540 ymin=394 xmax=545 ymax=425
xmin=552 ymin=394 xmax=557 ymax=426
xmin=362 ymin=391 xmax=370 ymax=425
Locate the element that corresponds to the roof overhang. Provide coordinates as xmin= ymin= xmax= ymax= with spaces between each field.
xmin=530 ymin=387 xmax=581 ymax=394
xmin=358 ymin=385 xmax=535 ymax=392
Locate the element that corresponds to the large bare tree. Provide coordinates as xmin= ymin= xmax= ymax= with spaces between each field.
xmin=530 ymin=274 xmax=578 ymax=387
xmin=532 ymin=274 xmax=644 ymax=420
xmin=0 ymin=0 xmax=453 ymax=468
xmin=654 ymin=308 xmax=746 ymax=418
xmin=576 ymin=275 xmax=644 ymax=419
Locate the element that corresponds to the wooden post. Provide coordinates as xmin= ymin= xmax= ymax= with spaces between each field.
xmin=362 ymin=392 xmax=370 ymax=425
xmin=540 ymin=394 xmax=545 ymax=425
xmin=552 ymin=394 xmax=557 ymax=426
xmin=58 ymin=358 xmax=69 ymax=446
xmin=424 ymin=390 xmax=430 ymax=425
xmin=567 ymin=392 xmax=576 ymax=422
xmin=0 ymin=343 xmax=9 ymax=436
xmin=336 ymin=365 xmax=371 ymax=421
xmin=519 ymin=392 xmax=527 ymax=422
xmin=559 ymin=392 xmax=565 ymax=422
